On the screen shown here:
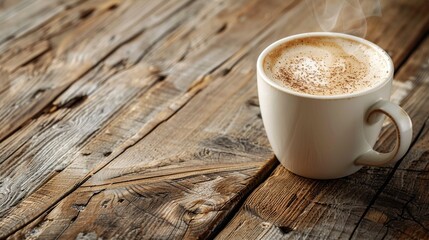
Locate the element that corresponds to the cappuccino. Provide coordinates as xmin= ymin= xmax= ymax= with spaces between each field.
xmin=263 ymin=36 xmax=390 ymax=95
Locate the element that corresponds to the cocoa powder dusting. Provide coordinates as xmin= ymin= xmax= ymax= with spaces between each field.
xmin=263 ymin=36 xmax=389 ymax=95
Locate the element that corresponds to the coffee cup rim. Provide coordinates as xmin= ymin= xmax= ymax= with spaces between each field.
xmin=257 ymin=32 xmax=394 ymax=99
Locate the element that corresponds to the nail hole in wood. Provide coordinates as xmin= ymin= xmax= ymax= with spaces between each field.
xmin=221 ymin=68 xmax=231 ymax=76
xmin=111 ymin=59 xmax=127 ymax=69
xmin=79 ymin=8 xmax=94 ymax=19
xmin=4 ymin=35 xmax=15 ymax=41
xmin=101 ymin=199 xmax=110 ymax=208
xmin=60 ymin=95 xmax=88 ymax=109
xmin=103 ymin=151 xmax=112 ymax=157
xmin=216 ymin=23 xmax=228 ymax=34
xmin=178 ymin=52 xmax=186 ymax=62
xmin=261 ymin=222 xmax=271 ymax=228
xmin=108 ymin=4 xmax=119 ymax=10
xmin=118 ymin=198 xmax=124 ymax=203
xmin=29 ymin=229 xmax=37 ymax=236
xmin=278 ymin=226 xmax=293 ymax=234
xmin=72 ymin=204 xmax=86 ymax=211
xmin=32 ymin=88 xmax=48 ymax=99
xmin=157 ymin=74 xmax=167 ymax=82
xmin=247 ymin=97 xmax=259 ymax=107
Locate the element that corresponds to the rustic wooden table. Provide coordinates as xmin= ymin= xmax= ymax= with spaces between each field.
xmin=0 ymin=0 xmax=428 ymax=239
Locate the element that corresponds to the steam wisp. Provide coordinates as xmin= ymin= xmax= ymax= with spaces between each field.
xmin=305 ymin=0 xmax=381 ymax=38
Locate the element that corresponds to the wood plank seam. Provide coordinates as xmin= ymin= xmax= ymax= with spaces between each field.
xmin=392 ymin=25 xmax=429 ymax=71
xmin=0 ymin=0 xmax=192 ymax=144
xmin=40 ymin=15 xmax=190 ymax=151
xmin=0 ymin=3 xmax=195 ymax=193
xmin=8 ymin=20 xmax=187 ymax=165
xmin=207 ymin=158 xmax=279 ymax=239
xmin=2 ymin=0 xmax=286 ymax=235
xmin=54 ymin=190 xmax=102 ymax=238
xmin=68 ymin=60 xmax=238 ymax=182
xmin=0 ymin=60 xmax=222 ymax=239
xmin=6 ymin=41 xmax=51 ymax=73
xmin=63 ymin=0 xmax=297 ymax=197
xmin=0 ymin=27 xmax=147 ymax=144
xmin=0 ymin=72 xmax=167 ymax=235
xmin=1 ymin=69 xmax=129 ymax=165
xmin=1 ymin=10 xmax=292 ymax=234
xmin=79 ymin=162 xmax=269 ymax=191
xmin=52 ymin=20 xmax=301 ymax=235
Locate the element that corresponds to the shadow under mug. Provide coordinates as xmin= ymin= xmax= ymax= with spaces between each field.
xmin=257 ymin=32 xmax=412 ymax=179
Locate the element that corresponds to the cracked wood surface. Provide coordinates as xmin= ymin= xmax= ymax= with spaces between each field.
xmin=0 ymin=0 xmax=429 ymax=239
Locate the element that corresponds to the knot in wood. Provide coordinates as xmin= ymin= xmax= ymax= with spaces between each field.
xmin=183 ymin=199 xmax=217 ymax=223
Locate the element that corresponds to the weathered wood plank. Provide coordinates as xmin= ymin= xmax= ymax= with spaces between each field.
xmin=0 ymin=0 xmax=81 ymax=45
xmin=0 ymin=0 xmax=25 ymax=10
xmin=351 ymin=38 xmax=429 ymax=240
xmin=215 ymin=34 xmax=429 ymax=240
xmin=365 ymin=0 xmax=429 ymax=66
xmin=0 ymin=0 xmax=168 ymax=142
xmin=0 ymin=0 xmax=195 ymax=219
xmin=0 ymin=0 xmax=304 ymax=238
xmin=6 ymin=38 xmax=278 ymax=240
xmin=4 ymin=0 xmax=429 ymax=239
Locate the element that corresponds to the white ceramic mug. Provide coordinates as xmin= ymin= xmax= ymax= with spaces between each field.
xmin=257 ymin=32 xmax=412 ymax=179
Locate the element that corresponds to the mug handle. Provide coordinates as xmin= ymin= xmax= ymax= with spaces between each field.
xmin=355 ymin=100 xmax=412 ymax=166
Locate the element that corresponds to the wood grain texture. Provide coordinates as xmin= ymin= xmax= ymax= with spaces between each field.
xmin=1 ymin=0 xmax=305 ymax=238
xmin=4 ymin=37 xmax=277 ymax=239
xmin=216 ymin=34 xmax=429 ymax=240
xmin=0 ymin=0 xmax=170 ymax=142
xmin=0 ymin=0 xmax=193 ymax=219
xmin=0 ymin=0 xmax=428 ymax=239
xmin=365 ymin=0 xmax=429 ymax=66
xmin=0 ymin=0 xmax=80 ymax=45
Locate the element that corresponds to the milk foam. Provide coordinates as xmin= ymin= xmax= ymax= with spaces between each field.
xmin=263 ymin=37 xmax=390 ymax=96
